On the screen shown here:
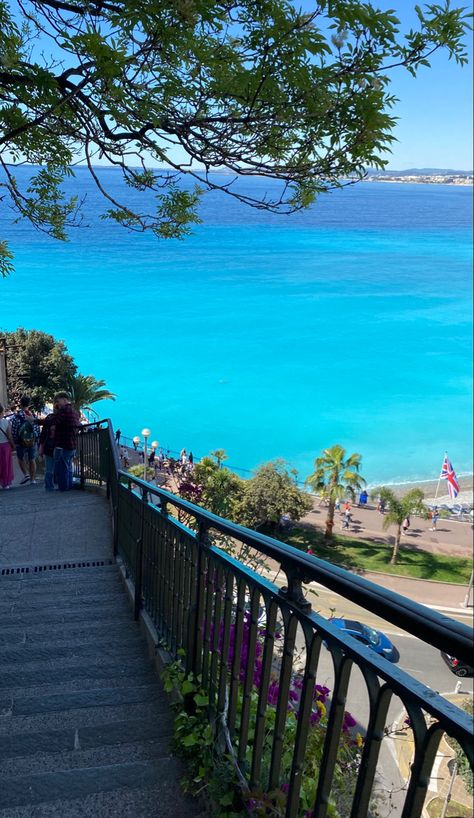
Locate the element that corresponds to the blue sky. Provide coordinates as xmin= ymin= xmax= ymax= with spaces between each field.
xmin=6 ymin=0 xmax=473 ymax=171
xmin=377 ymin=2 xmax=473 ymax=169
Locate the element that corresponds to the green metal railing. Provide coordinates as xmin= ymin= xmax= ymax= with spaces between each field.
xmin=77 ymin=420 xmax=474 ymax=818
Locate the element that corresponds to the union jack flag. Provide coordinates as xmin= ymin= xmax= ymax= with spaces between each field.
xmin=440 ymin=455 xmax=460 ymax=499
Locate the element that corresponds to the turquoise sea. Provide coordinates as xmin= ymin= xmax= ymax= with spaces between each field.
xmin=0 ymin=169 xmax=472 ymax=484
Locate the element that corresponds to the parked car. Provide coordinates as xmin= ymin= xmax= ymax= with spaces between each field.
xmin=329 ymin=618 xmax=399 ymax=663
xmin=440 ymin=652 xmax=474 ymax=677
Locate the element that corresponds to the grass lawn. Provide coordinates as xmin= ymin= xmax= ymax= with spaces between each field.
xmin=287 ymin=527 xmax=473 ymax=584
xmin=426 ymin=797 xmax=473 ymax=818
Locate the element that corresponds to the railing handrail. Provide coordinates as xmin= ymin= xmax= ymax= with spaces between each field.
xmin=115 ymin=467 xmax=473 ymax=666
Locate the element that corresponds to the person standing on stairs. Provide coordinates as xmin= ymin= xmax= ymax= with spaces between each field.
xmin=52 ymin=392 xmax=81 ymax=491
xmin=0 ymin=402 xmax=15 ymax=489
xmin=11 ymin=395 xmax=40 ymax=485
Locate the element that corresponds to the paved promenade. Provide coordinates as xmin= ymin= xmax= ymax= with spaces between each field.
xmin=305 ymin=502 xmax=473 ymax=558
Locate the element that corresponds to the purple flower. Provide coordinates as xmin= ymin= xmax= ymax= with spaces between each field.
xmin=343 ymin=711 xmax=357 ymax=732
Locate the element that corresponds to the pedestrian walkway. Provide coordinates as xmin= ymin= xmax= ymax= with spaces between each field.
xmin=0 ymin=484 xmax=204 ymax=818
xmin=305 ymin=503 xmax=473 ymax=558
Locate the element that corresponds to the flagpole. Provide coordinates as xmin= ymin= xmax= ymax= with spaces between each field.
xmin=434 ymin=451 xmax=447 ymax=501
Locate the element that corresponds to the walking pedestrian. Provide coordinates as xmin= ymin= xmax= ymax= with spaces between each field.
xmin=11 ymin=396 xmax=40 ymax=485
xmin=115 ymin=428 xmax=121 ymax=444
xmin=430 ymin=507 xmax=439 ymax=531
xmin=0 ymin=403 xmax=15 ymax=489
xmin=402 ymin=516 xmax=410 ymax=534
xmin=342 ymin=509 xmax=352 ymax=530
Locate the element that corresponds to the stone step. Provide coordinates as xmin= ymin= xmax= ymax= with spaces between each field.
xmin=0 ymin=592 xmax=131 ymax=618
xmin=2 ymin=600 xmax=134 ymax=628
xmin=0 ymin=766 xmax=204 ymax=817
xmin=0 ymin=717 xmax=169 ymax=762
xmin=0 ymin=563 xmax=118 ymax=583
xmin=0 ymin=647 xmax=150 ymax=680
xmin=0 ymin=758 xmax=188 ymax=811
xmin=0 ymin=738 xmax=174 ymax=778
xmin=0 ymin=632 xmax=146 ymax=666
xmin=0 ymin=623 xmax=142 ymax=650
xmin=0 ymin=699 xmax=172 ymax=737
xmin=1 ymin=683 xmax=163 ymax=720
xmin=0 ymin=616 xmax=138 ymax=646
xmin=0 ymin=577 xmax=123 ymax=602
xmin=0 ymin=669 xmax=157 ymax=698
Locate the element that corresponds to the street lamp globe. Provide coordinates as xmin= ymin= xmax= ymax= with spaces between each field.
xmin=132 ymin=435 xmax=140 ymax=446
xmin=151 ymin=441 xmax=159 ymax=450
xmin=141 ymin=428 xmax=151 ymax=438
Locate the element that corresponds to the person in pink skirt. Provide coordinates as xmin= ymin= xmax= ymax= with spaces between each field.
xmin=0 ymin=402 xmax=15 ymax=489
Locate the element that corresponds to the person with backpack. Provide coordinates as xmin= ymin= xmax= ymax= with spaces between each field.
xmin=11 ymin=396 xmax=40 ymax=485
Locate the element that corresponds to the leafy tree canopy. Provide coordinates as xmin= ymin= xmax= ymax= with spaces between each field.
xmin=370 ymin=485 xmax=427 ymax=563
xmin=181 ymin=453 xmax=244 ymax=518
xmin=306 ymin=443 xmax=365 ymax=537
xmin=1 ymin=327 xmax=77 ymax=410
xmin=235 ymin=458 xmax=312 ymax=532
xmin=0 ymin=0 xmax=471 ymax=275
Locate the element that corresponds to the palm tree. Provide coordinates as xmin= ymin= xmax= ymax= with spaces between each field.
xmin=306 ymin=444 xmax=365 ymax=539
xmin=371 ymin=487 xmax=426 ymax=565
xmin=69 ymin=374 xmax=116 ymax=413
xmin=210 ymin=448 xmax=228 ymax=468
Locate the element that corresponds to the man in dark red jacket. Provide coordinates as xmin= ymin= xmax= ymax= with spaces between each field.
xmin=52 ymin=392 xmax=81 ymax=491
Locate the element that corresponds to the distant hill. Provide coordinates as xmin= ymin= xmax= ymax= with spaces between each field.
xmin=367 ymin=167 xmax=473 ymax=176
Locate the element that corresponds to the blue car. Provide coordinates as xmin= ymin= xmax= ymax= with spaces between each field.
xmin=329 ymin=618 xmax=399 ymax=663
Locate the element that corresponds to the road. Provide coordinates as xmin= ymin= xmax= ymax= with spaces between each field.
xmin=289 ymin=583 xmax=473 ymax=817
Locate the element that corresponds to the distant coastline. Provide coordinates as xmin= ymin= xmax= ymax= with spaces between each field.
xmin=367 ymin=174 xmax=472 ymax=186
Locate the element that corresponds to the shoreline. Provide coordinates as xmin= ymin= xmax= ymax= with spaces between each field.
xmin=365 ymin=475 xmax=473 ymax=503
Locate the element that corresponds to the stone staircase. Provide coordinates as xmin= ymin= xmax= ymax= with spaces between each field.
xmin=0 ymin=562 xmax=204 ymax=818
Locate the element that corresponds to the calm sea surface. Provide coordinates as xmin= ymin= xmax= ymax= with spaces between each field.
xmin=1 ymin=169 xmax=472 ymax=484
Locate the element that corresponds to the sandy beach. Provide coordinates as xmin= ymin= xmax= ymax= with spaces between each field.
xmin=379 ymin=475 xmax=473 ymax=507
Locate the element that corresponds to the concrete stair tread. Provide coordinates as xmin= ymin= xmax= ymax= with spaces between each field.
xmin=0 ymin=671 xmax=158 ymax=697
xmin=0 ymin=717 xmax=172 ymax=762
xmin=0 ymin=758 xmax=194 ymax=811
xmin=0 ymin=629 xmax=146 ymax=656
xmin=0 ymin=779 xmax=205 ymax=817
xmin=0 ymin=737 xmax=175 ymax=777
xmin=0 ymin=700 xmax=174 ymax=737
xmin=1 ymin=683 xmax=164 ymax=719
xmin=0 ymin=642 xmax=148 ymax=667
xmin=0 ymin=564 xmax=118 ymax=583
xmin=0 ymin=656 xmax=154 ymax=686
xmin=0 ymin=619 xmax=144 ymax=646
xmin=3 ymin=606 xmax=135 ymax=627
xmin=1 ymin=594 xmax=133 ymax=613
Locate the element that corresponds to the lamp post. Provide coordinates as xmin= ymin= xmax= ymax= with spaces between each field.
xmin=142 ymin=428 xmax=151 ymax=481
xmin=461 ymin=568 xmax=473 ymax=608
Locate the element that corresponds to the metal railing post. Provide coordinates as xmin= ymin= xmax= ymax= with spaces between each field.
xmin=134 ymin=486 xmax=148 ymax=620
xmin=187 ymin=519 xmax=208 ymax=676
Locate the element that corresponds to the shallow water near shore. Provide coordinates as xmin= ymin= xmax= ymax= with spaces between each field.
xmin=1 ymin=170 xmax=472 ymax=484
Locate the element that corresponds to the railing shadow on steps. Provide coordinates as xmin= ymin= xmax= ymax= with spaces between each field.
xmin=76 ymin=420 xmax=473 ymax=818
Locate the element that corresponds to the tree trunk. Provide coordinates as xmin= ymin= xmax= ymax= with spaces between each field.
xmin=325 ymin=500 xmax=336 ymax=539
xmin=391 ymin=526 xmax=401 ymax=564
